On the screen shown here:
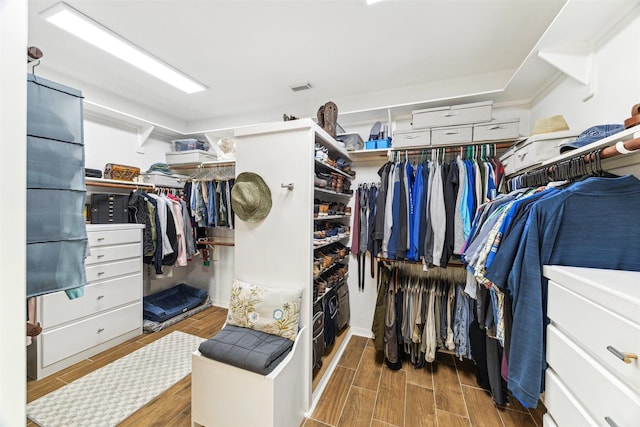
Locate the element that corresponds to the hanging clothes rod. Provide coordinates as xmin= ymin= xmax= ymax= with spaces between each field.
xmin=85 ymin=178 xmax=155 ymax=190
xmin=170 ymin=160 xmax=235 ymax=170
xmin=390 ymin=141 xmax=513 ymax=156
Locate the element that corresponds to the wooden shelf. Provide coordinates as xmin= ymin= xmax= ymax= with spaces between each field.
xmin=314 ymin=214 xmax=351 ymax=221
xmin=314 ymin=159 xmax=353 ymax=179
xmin=314 ymin=187 xmax=353 ymax=198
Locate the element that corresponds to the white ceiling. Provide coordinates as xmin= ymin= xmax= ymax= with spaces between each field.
xmin=26 ymin=0 xmax=639 ymax=134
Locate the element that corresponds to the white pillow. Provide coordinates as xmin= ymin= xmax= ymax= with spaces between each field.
xmin=227 ymin=280 xmax=302 ymax=341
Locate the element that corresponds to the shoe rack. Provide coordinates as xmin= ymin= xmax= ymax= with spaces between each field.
xmin=233 ymin=118 xmax=354 ymax=415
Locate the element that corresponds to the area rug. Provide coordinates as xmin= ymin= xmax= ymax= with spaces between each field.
xmin=26 ymin=331 xmax=205 ymax=427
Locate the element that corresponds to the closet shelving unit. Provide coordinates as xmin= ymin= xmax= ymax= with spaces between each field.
xmin=233 ymin=118 xmax=354 ymax=418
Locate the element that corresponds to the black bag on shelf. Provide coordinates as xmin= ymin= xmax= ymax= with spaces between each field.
xmin=336 ymin=281 xmax=350 ymax=330
xmin=85 ymin=168 xmax=102 ymax=178
xmin=323 ymin=288 xmax=339 ymax=347
xmin=312 ymin=309 xmax=325 ymax=370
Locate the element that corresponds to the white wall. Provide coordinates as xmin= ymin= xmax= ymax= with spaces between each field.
xmin=0 ymin=0 xmax=27 ymax=424
xmin=531 ymin=12 xmax=640 ymax=134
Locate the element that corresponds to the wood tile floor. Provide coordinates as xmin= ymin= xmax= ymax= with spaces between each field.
xmin=304 ymin=336 xmax=547 ymax=427
xmin=27 ymin=306 xmax=546 ymax=427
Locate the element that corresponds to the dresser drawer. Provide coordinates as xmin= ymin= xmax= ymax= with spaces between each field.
xmin=392 ymin=129 xmax=430 ymax=148
xmin=41 ymin=302 xmax=141 ymax=367
xmin=86 ymin=258 xmax=141 ymax=283
xmin=40 ymin=274 xmax=142 ymax=328
xmin=473 ymin=119 xmax=520 ymax=142
xmin=412 ymin=101 xmax=492 ymax=129
xmin=546 ymin=324 xmax=640 ymax=426
xmin=85 ymin=242 xmax=142 ymax=265
xmin=88 ymin=228 xmax=142 ymax=247
xmin=548 ymin=280 xmax=640 ymax=394
xmin=431 ymin=125 xmax=473 ymax=145
xmin=544 ymin=369 xmax=597 ymax=427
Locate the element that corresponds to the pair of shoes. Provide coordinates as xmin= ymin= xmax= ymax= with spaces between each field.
xmin=317 ymin=101 xmax=339 ymax=138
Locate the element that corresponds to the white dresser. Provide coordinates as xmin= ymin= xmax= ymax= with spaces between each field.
xmin=27 ymin=224 xmax=145 ymax=379
xmin=543 ymin=265 xmax=640 ymax=427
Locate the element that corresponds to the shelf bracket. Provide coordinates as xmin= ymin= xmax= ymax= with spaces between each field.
xmin=538 ymin=42 xmax=595 ymax=102
xmin=136 ymin=125 xmax=155 ymax=154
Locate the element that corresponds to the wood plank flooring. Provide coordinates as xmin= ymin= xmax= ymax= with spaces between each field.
xmin=27 ymin=306 xmax=546 ymax=427
xmin=304 ymin=337 xmax=547 ymax=427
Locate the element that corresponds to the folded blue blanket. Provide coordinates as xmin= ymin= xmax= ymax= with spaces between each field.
xmin=198 ymin=325 xmax=293 ymax=375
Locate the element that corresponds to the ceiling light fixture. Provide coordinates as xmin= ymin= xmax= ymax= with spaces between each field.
xmin=40 ymin=2 xmax=207 ymax=94
xmin=366 ymin=0 xmax=389 ymax=5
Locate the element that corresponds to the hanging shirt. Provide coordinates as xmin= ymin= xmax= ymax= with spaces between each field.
xmin=487 ymin=175 xmax=640 ymax=408
xmin=430 ymin=162 xmax=446 ymax=265
xmin=454 ymin=156 xmax=467 ymax=254
xmin=408 ymin=162 xmax=424 ymax=261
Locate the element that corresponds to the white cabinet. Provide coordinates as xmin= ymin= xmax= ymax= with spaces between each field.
xmin=27 ymin=224 xmax=145 ymax=379
xmin=543 ymin=265 xmax=640 ymax=427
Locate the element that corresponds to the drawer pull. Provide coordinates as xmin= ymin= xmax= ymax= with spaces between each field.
xmin=97 ymin=271 xmax=105 ymax=276
xmin=96 ymin=295 xmax=104 ymax=300
xmin=607 ymin=345 xmax=638 ymax=363
xmin=405 ymin=135 xmax=418 ymax=139
xmin=443 ymin=112 xmax=457 ymax=117
xmin=445 ymin=131 xmax=460 ymax=135
xmin=488 ymin=125 xmax=502 ymax=130
xmin=605 ymin=416 xmax=619 ymax=427
xmin=97 ymin=328 xmax=105 ymax=333
xmin=97 ymin=237 xmax=105 ymax=241
xmin=97 ymin=254 xmax=105 ymax=258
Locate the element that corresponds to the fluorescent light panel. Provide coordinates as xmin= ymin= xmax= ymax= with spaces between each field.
xmin=40 ymin=2 xmax=206 ymax=94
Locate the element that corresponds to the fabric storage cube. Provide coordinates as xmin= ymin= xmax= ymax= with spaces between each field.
xmin=505 ymin=130 xmax=578 ymax=173
xmin=27 ymin=74 xmax=83 ymax=144
xmin=473 ymin=118 xmax=520 ymax=142
xmin=412 ymin=101 xmax=492 ymax=129
xmin=165 ymin=150 xmax=218 ymax=165
xmin=27 ymin=136 xmax=85 ymax=191
xmin=27 ymin=189 xmax=87 ymax=243
xmin=431 ymin=125 xmax=473 ymax=145
xmin=171 ymin=139 xmax=209 ymax=151
xmin=393 ymin=129 xmax=431 ymax=148
xmin=26 ymin=239 xmax=88 ymax=298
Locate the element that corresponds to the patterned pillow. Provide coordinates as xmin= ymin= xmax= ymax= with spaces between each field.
xmin=227 ymin=280 xmax=302 ymax=341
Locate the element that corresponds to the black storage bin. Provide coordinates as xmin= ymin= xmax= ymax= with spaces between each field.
xmin=90 ymin=193 xmax=129 ymax=224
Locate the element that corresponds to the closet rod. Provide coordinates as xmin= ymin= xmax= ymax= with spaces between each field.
xmin=197 ymin=240 xmax=234 ymax=247
xmin=376 ymin=257 xmax=464 ymax=267
xmin=86 ymin=180 xmax=154 ymax=190
xmin=390 ymin=141 xmax=513 ymax=156
xmin=170 ymin=160 xmax=235 ymax=170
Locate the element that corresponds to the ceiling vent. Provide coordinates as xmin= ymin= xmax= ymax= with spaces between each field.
xmin=290 ymin=82 xmax=312 ymax=92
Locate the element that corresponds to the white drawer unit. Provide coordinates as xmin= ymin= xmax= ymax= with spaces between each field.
xmin=412 ymin=101 xmax=492 ymax=129
xmin=27 ymin=224 xmax=145 ymax=379
xmin=392 ymin=129 xmax=431 ymax=148
xmin=473 ymin=118 xmax=520 ymax=142
xmin=430 ymin=125 xmax=473 ymax=145
xmin=543 ymin=265 xmax=640 ymax=427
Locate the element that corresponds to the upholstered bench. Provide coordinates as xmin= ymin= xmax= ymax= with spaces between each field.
xmin=191 ymin=280 xmax=307 ymax=427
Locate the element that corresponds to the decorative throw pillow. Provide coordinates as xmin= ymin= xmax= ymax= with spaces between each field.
xmin=227 ymin=280 xmax=302 ymax=341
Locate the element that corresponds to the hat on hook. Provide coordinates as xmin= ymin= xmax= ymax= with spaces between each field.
xmin=231 ymin=172 xmax=272 ymax=223
xmin=531 ymin=115 xmax=570 ymax=135
xmin=559 ymin=124 xmax=625 ymax=153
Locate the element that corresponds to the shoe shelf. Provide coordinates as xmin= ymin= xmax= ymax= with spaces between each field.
xmin=314 ymin=159 xmax=352 ymax=179
xmin=314 ymin=187 xmax=352 ymax=198
xmin=314 ymin=214 xmax=351 ymax=221
xmin=313 ymin=258 xmax=348 ymax=280
xmin=312 ymin=235 xmax=349 ymax=249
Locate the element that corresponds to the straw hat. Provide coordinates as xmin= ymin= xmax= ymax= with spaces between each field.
xmin=231 ymin=172 xmax=272 ymax=223
xmin=531 ymin=115 xmax=569 ymax=135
